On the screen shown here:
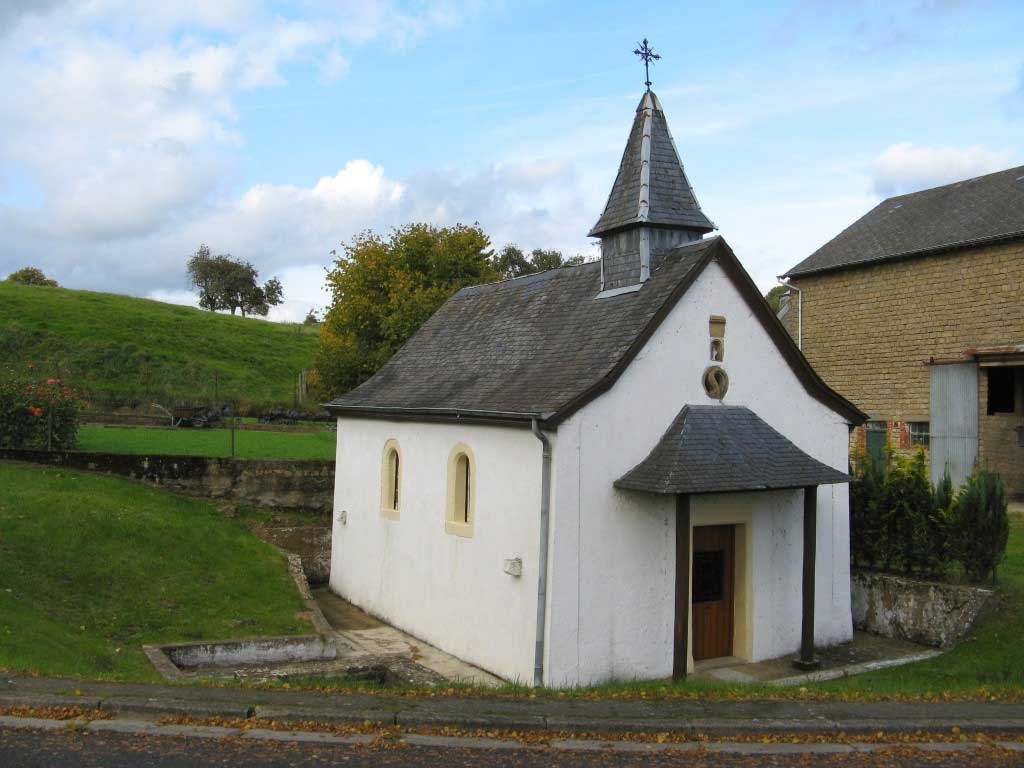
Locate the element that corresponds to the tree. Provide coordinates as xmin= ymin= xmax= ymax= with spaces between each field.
xmin=490 ymin=244 xmax=586 ymax=279
xmin=303 ymin=309 xmax=320 ymax=326
xmin=5 ymin=267 xmax=58 ymax=287
xmin=313 ymin=223 xmax=498 ymax=398
xmin=765 ymin=285 xmax=788 ymax=313
xmin=186 ymin=245 xmax=283 ymax=317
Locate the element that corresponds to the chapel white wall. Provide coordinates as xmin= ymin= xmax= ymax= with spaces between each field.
xmin=330 ymin=418 xmax=543 ymax=683
xmin=545 ymin=257 xmax=852 ymax=686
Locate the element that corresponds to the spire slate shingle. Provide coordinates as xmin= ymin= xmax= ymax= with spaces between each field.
xmin=589 ymin=91 xmax=715 ymax=238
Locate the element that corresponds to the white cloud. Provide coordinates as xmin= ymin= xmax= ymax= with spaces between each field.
xmin=0 ymin=0 xmax=480 ymax=319
xmin=872 ymin=142 xmax=1018 ymax=196
xmin=320 ymin=47 xmax=350 ymax=82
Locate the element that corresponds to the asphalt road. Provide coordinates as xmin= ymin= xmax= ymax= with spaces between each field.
xmin=2 ymin=728 xmax=1023 ymax=768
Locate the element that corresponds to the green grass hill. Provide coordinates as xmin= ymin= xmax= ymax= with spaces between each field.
xmin=0 ymin=282 xmax=319 ymax=409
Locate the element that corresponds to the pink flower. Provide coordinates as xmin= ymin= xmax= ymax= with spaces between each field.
xmin=46 ymin=378 xmax=56 ymax=385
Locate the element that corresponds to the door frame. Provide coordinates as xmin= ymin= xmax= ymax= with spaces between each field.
xmin=674 ymin=495 xmax=754 ymax=678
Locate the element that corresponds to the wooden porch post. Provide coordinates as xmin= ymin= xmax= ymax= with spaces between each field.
xmin=795 ymin=485 xmax=820 ymax=670
xmin=673 ymin=494 xmax=691 ymax=680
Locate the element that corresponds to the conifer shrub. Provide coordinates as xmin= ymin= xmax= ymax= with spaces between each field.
xmin=850 ymin=449 xmax=886 ymax=568
xmin=850 ymin=448 xmax=952 ymax=577
xmin=949 ymin=469 xmax=1010 ymax=585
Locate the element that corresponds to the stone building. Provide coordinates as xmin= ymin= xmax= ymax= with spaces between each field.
xmin=326 ymin=90 xmax=864 ymax=686
xmin=780 ymin=166 xmax=1024 ymax=496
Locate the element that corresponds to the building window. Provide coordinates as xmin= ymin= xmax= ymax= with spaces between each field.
xmin=380 ymin=439 xmax=401 ymax=520
xmin=908 ymin=421 xmax=930 ymax=448
xmin=445 ymin=443 xmax=475 ymax=537
xmin=987 ymin=368 xmax=1016 ymax=414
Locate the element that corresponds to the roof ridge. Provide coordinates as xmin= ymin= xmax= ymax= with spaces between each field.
xmin=457 ymin=259 xmax=599 ymax=296
xmin=883 ymin=162 xmax=1024 ymax=203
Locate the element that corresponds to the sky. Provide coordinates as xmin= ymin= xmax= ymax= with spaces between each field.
xmin=0 ymin=0 xmax=1022 ymax=322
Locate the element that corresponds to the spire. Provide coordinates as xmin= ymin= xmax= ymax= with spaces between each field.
xmin=590 ymin=91 xmax=714 ymax=239
xmin=590 ymin=90 xmax=715 ymax=294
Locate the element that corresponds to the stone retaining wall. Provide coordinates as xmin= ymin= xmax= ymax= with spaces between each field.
xmin=0 ymin=448 xmax=334 ymax=514
xmin=851 ymin=571 xmax=993 ymax=648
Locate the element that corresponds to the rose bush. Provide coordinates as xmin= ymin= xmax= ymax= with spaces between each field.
xmin=0 ymin=365 xmax=87 ymax=449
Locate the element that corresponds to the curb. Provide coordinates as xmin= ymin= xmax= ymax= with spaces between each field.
xmin=5 ymin=691 xmax=1024 ymax=736
xmin=0 ymin=715 xmax=1022 ymax=756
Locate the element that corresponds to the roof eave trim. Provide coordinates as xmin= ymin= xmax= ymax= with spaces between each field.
xmin=323 ymin=404 xmax=553 ymax=428
xmin=782 ymin=228 xmax=1024 ymax=280
xmin=545 ymin=238 xmax=867 ymax=427
xmin=588 ymin=219 xmax=716 ymax=239
xmin=613 ymin=477 xmax=852 ymax=495
xmin=543 ymin=239 xmax=721 ymax=427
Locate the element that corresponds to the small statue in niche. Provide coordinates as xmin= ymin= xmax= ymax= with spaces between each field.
xmin=710 ymin=337 xmax=724 ymax=362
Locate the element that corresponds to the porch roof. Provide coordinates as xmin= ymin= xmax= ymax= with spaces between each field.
xmin=615 ymin=405 xmax=851 ymax=495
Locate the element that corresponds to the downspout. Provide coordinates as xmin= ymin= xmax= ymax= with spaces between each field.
xmin=778 ymin=278 xmax=802 ymax=350
xmin=531 ymin=418 xmax=552 ymax=687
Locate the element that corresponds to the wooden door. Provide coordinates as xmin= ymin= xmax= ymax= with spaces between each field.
xmin=692 ymin=525 xmax=735 ymax=661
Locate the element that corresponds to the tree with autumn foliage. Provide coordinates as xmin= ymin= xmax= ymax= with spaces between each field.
xmin=5 ymin=267 xmax=58 ymax=287
xmin=312 ymin=223 xmax=498 ymax=398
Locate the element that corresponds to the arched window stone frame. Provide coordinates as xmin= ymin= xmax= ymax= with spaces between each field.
xmin=380 ymin=439 xmax=401 ymax=520
xmin=445 ymin=443 xmax=476 ymax=538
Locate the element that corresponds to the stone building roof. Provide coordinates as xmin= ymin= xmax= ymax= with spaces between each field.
xmin=588 ymin=91 xmax=715 ymax=237
xmin=784 ymin=164 xmax=1024 ymax=278
xmin=325 ymin=237 xmax=865 ymax=427
xmin=615 ymin=405 xmax=851 ymax=494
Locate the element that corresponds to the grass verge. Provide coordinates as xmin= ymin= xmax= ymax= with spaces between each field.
xmin=0 ymin=461 xmax=311 ymax=680
xmin=77 ymin=425 xmax=335 ymax=460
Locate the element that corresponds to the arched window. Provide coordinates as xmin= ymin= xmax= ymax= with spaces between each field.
xmin=445 ymin=444 xmax=475 ymax=537
xmin=380 ymin=439 xmax=401 ymax=519
xmin=454 ymin=453 xmax=470 ymax=523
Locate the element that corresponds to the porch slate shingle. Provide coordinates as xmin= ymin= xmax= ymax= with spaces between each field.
xmin=615 ymin=405 xmax=851 ymax=494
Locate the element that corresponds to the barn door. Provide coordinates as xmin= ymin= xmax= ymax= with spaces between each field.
xmin=929 ymin=363 xmax=979 ymax=488
xmin=692 ymin=525 xmax=735 ymax=661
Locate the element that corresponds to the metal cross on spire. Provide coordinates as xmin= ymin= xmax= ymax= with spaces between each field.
xmin=633 ymin=38 xmax=660 ymax=91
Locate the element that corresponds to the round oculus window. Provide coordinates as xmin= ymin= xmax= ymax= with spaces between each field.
xmin=703 ymin=366 xmax=729 ymax=400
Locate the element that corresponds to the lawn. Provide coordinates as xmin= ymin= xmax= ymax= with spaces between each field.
xmin=0 ymin=461 xmax=311 ymax=681
xmin=77 ymin=425 xmax=336 ymax=460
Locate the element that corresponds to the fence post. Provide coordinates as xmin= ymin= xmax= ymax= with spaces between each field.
xmin=230 ymin=412 xmax=236 ymax=458
xmin=47 ymin=407 xmax=53 ymax=452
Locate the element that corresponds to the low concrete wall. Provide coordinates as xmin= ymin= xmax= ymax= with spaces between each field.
xmin=0 ymin=448 xmax=334 ymax=514
xmin=851 ymin=571 xmax=993 ymax=648
xmin=256 ymin=523 xmax=331 ymax=584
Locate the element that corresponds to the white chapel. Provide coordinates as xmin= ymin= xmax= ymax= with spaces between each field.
xmin=326 ymin=85 xmax=865 ymax=687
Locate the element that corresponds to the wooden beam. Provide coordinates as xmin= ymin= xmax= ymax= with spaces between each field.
xmin=673 ymin=494 xmax=691 ymax=680
xmin=795 ymin=485 xmax=820 ymax=670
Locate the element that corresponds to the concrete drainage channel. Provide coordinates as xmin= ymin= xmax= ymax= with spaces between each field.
xmin=141 ymin=636 xmax=393 ymax=684
xmin=141 ymin=552 xmax=454 ymax=686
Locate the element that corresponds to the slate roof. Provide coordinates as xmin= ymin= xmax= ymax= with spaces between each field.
xmin=615 ymin=405 xmax=851 ymax=495
xmin=589 ymin=91 xmax=715 ymax=237
xmin=325 ymin=237 xmax=865 ymax=427
xmin=784 ymin=164 xmax=1024 ymax=278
